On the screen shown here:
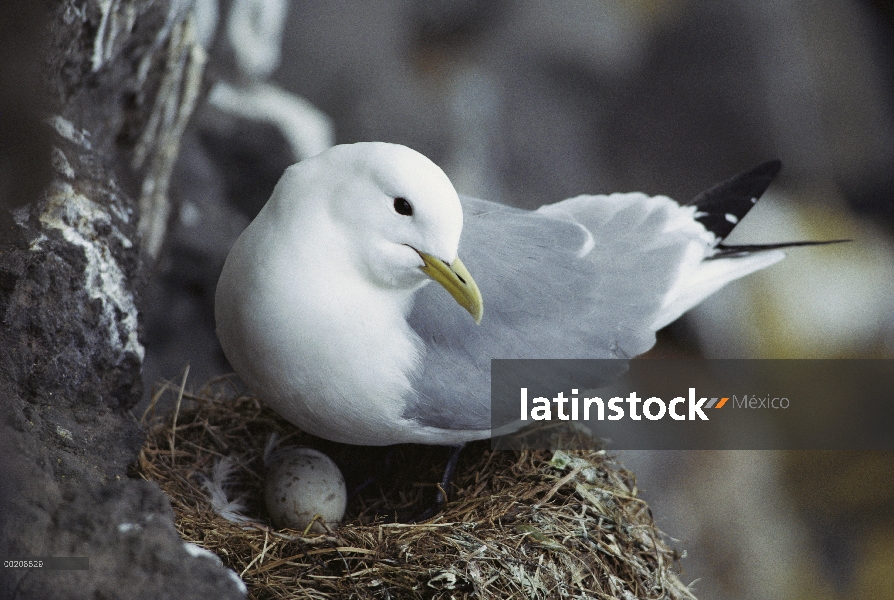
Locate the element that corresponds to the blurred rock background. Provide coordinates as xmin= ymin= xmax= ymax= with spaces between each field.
xmin=0 ymin=1 xmax=251 ymax=597
xmin=141 ymin=1 xmax=894 ymax=599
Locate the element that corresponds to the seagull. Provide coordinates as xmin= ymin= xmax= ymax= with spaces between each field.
xmin=215 ymin=142 xmax=836 ymax=493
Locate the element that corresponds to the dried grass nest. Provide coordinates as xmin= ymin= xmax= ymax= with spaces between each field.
xmin=136 ymin=377 xmax=697 ymax=599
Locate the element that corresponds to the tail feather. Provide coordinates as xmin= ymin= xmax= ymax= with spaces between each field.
xmin=652 ymin=160 xmax=848 ymax=329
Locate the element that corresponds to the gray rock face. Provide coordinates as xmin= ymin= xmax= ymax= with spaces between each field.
xmin=0 ymin=2 xmax=244 ymax=598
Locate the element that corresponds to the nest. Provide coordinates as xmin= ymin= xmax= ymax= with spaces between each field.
xmin=135 ymin=376 xmax=697 ymax=599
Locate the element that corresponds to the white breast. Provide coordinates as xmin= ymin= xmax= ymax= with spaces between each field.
xmin=216 ymin=213 xmax=427 ymax=445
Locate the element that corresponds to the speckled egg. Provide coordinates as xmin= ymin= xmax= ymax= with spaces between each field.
xmin=264 ymin=447 xmax=347 ymax=532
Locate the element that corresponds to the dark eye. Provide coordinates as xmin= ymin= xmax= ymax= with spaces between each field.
xmin=393 ymin=197 xmax=413 ymax=216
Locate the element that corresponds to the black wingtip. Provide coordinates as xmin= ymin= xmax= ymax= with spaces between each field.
xmin=687 ymin=159 xmax=783 ymax=241
xmin=710 ymin=238 xmax=851 ymax=259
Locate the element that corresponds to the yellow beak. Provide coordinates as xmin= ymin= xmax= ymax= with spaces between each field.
xmin=417 ymin=252 xmax=483 ymax=324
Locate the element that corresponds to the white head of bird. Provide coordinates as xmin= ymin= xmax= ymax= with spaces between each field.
xmin=274 ymin=143 xmax=466 ymax=288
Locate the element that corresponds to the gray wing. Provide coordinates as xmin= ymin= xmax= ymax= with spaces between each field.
xmin=403 ymin=195 xmax=689 ymax=432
